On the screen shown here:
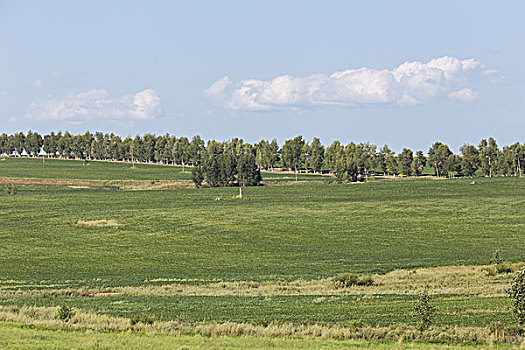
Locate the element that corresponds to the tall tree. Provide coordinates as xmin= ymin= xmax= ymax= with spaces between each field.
xmin=324 ymin=141 xmax=344 ymax=174
xmin=398 ymin=148 xmax=414 ymax=175
xmin=428 ymin=142 xmax=452 ymax=177
xmin=460 ymin=144 xmax=480 ymax=177
xmin=309 ymin=138 xmax=325 ymax=173
xmin=281 ymin=136 xmax=306 ymax=173
xmin=411 ymin=151 xmax=426 ymax=176
xmin=478 ymin=137 xmax=499 ymax=177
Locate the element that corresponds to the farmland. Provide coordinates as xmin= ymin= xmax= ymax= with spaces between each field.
xmin=0 ymin=157 xmax=524 ymax=348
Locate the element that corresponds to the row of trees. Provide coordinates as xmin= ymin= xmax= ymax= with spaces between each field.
xmin=1 ymin=131 xmax=524 ymax=181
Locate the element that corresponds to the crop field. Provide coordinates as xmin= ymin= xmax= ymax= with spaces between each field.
xmin=1 ymin=158 xmax=524 ymax=348
xmin=0 ymin=157 xmax=328 ymax=183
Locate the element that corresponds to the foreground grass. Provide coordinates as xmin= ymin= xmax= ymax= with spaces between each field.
xmin=0 ymin=306 xmax=521 ymax=347
xmin=3 ymin=323 xmax=513 ymax=350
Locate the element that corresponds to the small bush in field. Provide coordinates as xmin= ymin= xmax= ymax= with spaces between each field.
xmin=414 ymin=288 xmax=435 ymax=332
xmin=5 ymin=183 xmax=17 ymax=196
xmin=57 ymin=305 xmax=75 ymax=322
xmin=130 ymin=313 xmax=155 ymax=326
xmin=332 ymin=274 xmax=374 ymax=289
xmin=496 ymin=261 xmax=513 ymax=274
xmin=491 ymin=250 xmax=503 ymax=265
xmin=508 ymin=266 xmax=525 ymax=331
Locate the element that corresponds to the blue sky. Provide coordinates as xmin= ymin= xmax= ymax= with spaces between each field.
xmin=0 ymin=1 xmax=524 ymax=151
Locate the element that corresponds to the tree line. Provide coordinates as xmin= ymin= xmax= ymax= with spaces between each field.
xmin=1 ymin=131 xmax=524 ymax=182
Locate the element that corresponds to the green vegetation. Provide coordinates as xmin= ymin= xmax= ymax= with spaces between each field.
xmin=1 ymin=175 xmax=524 ymax=284
xmin=414 ymin=288 xmax=435 ymax=331
xmin=3 ymin=322 xmax=515 ymax=350
xmin=2 ymin=131 xmax=525 ymax=179
xmin=508 ymin=266 xmax=525 ymax=330
xmin=1 ymin=158 xmax=525 ymax=347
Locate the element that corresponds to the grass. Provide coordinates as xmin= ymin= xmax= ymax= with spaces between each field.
xmin=0 ymin=294 xmax=514 ymax=327
xmin=0 ymin=157 xmax=328 ymax=183
xmin=1 ymin=176 xmax=524 ymax=284
xmin=1 ymin=158 xmax=525 ymax=347
xmin=2 ymin=322 xmax=515 ymax=350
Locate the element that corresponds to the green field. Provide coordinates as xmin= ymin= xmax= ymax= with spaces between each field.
xmin=3 ymin=322 xmax=512 ymax=350
xmin=1 ymin=175 xmax=523 ymax=284
xmin=0 ymin=157 xmax=328 ymax=183
xmin=1 ymin=158 xmax=524 ymax=347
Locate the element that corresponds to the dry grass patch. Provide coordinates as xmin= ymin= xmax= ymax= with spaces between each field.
xmin=75 ymin=219 xmax=121 ymax=227
xmin=117 ymin=264 xmax=521 ymax=297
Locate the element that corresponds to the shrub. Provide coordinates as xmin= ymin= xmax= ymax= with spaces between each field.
xmin=491 ymin=250 xmax=503 ymax=265
xmin=5 ymin=184 xmax=17 ymax=196
xmin=130 ymin=313 xmax=155 ymax=326
xmin=56 ymin=305 xmax=75 ymax=322
xmin=332 ymin=274 xmax=374 ymax=289
xmin=496 ymin=261 xmax=513 ymax=274
xmin=414 ymin=288 xmax=435 ymax=332
xmin=508 ymin=266 xmax=525 ymax=331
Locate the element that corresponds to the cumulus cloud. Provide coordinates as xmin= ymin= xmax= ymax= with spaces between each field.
xmin=32 ymin=80 xmax=43 ymax=88
xmin=448 ymin=88 xmax=478 ymax=102
xmin=23 ymin=88 xmax=161 ymax=121
xmin=0 ymin=91 xmax=7 ymax=97
xmin=206 ymin=56 xmax=501 ymax=111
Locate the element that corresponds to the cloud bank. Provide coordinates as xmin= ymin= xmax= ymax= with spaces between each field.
xmin=205 ymin=56 xmax=501 ymax=111
xmin=23 ymin=89 xmax=161 ymax=121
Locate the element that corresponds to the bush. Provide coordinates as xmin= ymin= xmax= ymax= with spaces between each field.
xmin=491 ymin=250 xmax=503 ymax=265
xmin=130 ymin=313 xmax=155 ymax=326
xmin=5 ymin=184 xmax=17 ymax=196
xmin=56 ymin=305 xmax=75 ymax=322
xmin=332 ymin=274 xmax=374 ymax=289
xmin=508 ymin=266 xmax=525 ymax=331
xmin=414 ymin=288 xmax=435 ymax=332
xmin=496 ymin=261 xmax=513 ymax=274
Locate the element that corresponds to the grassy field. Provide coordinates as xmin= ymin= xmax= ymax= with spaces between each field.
xmin=1 ymin=158 xmax=524 ymax=347
xmin=0 ymin=294 xmax=513 ymax=327
xmin=2 ymin=322 xmax=514 ymax=350
xmin=0 ymin=176 xmax=524 ymax=284
xmin=0 ymin=157 xmax=328 ymax=183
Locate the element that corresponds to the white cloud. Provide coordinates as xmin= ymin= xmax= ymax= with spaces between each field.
xmin=51 ymin=71 xmax=65 ymax=78
xmin=23 ymin=88 xmax=161 ymax=121
xmin=32 ymin=80 xmax=43 ymax=88
xmin=0 ymin=91 xmax=7 ymax=97
xmin=448 ymin=88 xmax=478 ymax=102
xmin=206 ymin=56 xmax=501 ymax=111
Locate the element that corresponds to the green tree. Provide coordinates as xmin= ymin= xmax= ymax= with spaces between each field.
xmin=428 ymin=142 xmax=452 ymax=177
xmin=478 ymin=137 xmax=499 ymax=177
xmin=398 ymin=148 xmax=414 ymax=175
xmin=378 ymin=145 xmax=394 ymax=175
xmin=460 ymin=144 xmax=480 ymax=177
xmin=191 ymin=163 xmax=204 ymax=187
xmin=411 ymin=150 xmax=426 ymax=176
xmin=237 ymin=151 xmax=261 ymax=186
xmin=281 ymin=136 xmax=306 ymax=173
xmin=324 ymin=141 xmax=344 ymax=174
xmin=309 ymin=138 xmax=325 ymax=174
